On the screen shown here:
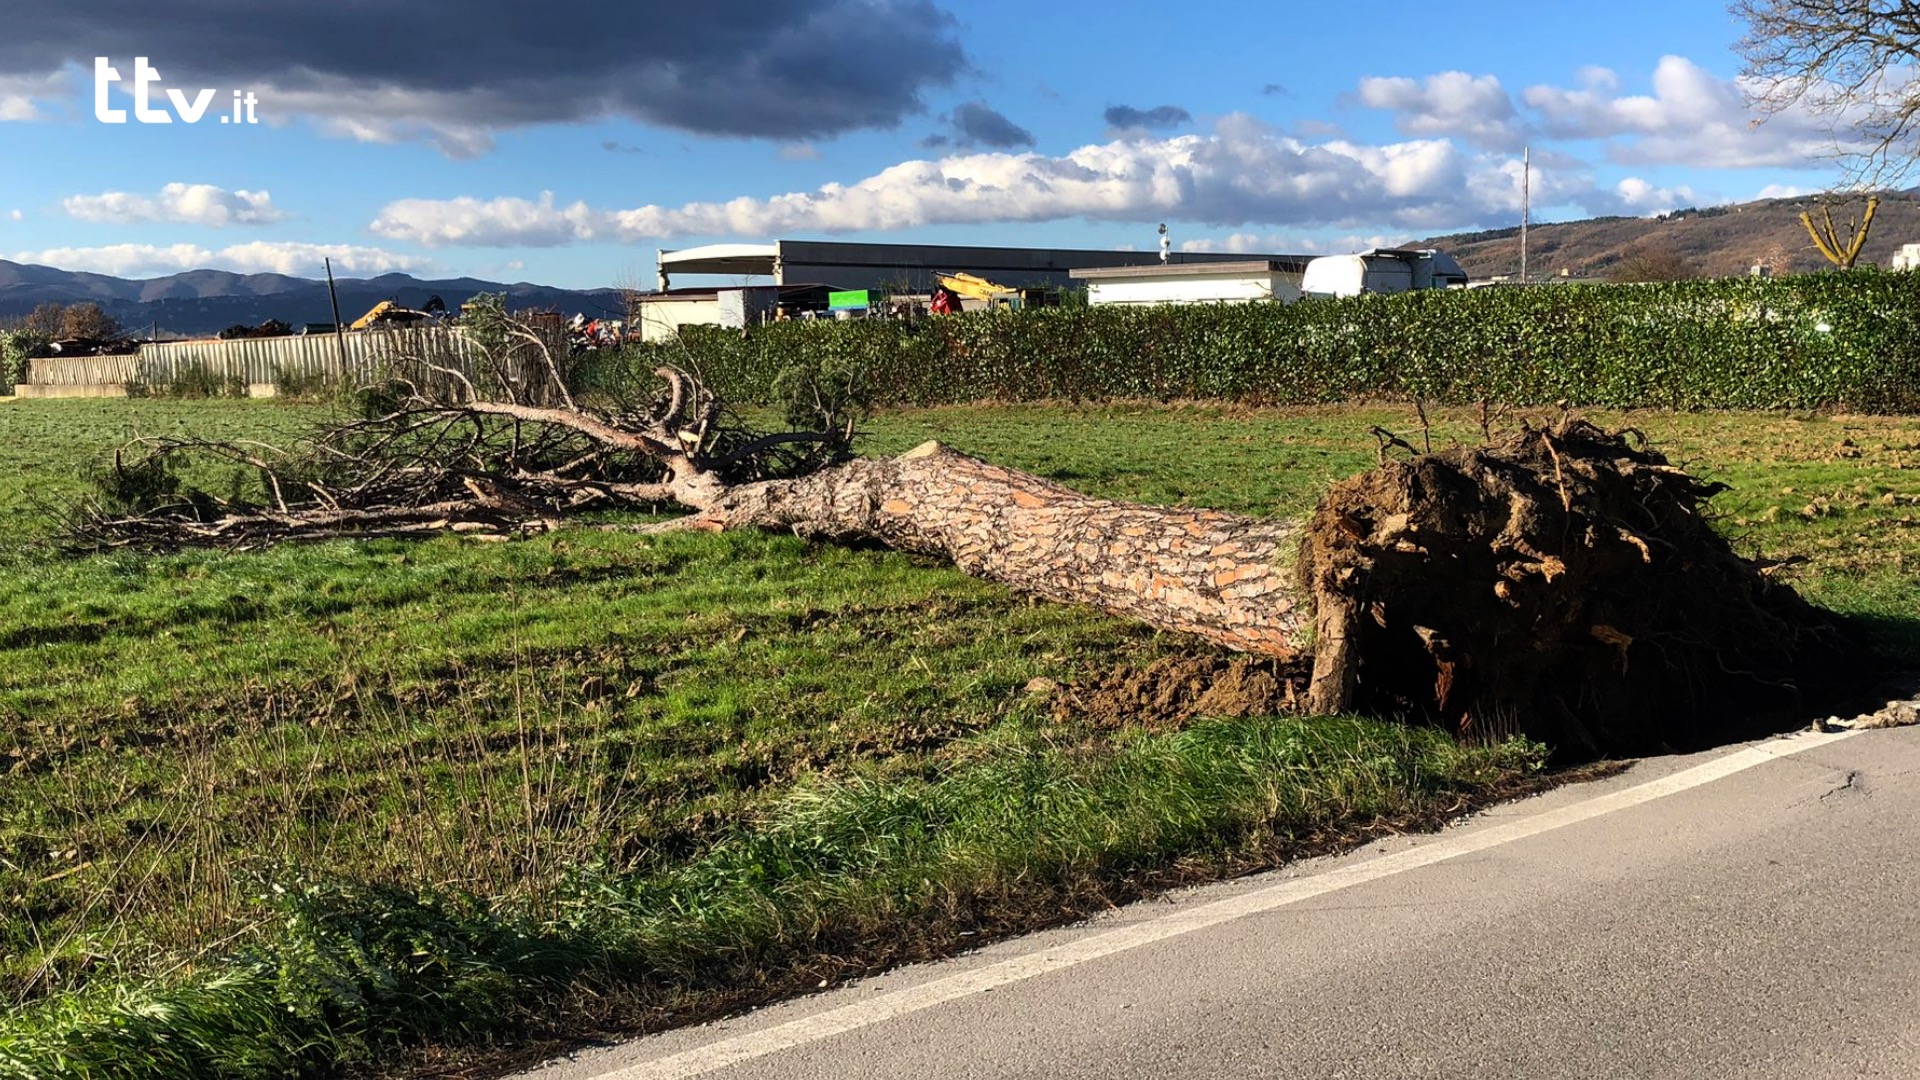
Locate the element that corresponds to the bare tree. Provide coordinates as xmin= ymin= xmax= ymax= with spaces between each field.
xmin=1734 ymin=0 xmax=1920 ymax=186
xmin=22 ymin=303 xmax=65 ymax=338
xmin=1799 ymin=193 xmax=1882 ymax=267
xmin=1605 ymin=242 xmax=1702 ymax=283
xmin=61 ymin=319 xmax=1856 ymax=757
xmin=58 ymin=302 xmax=121 ymax=341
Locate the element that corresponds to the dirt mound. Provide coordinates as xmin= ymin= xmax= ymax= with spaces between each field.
xmin=1042 ymin=653 xmax=1308 ymax=730
xmin=1300 ymin=417 xmax=1866 ymax=758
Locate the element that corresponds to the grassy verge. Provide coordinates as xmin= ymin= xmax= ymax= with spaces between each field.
xmin=0 ymin=714 xmax=1544 ymax=1078
xmin=0 ymin=398 xmax=1915 ymax=1075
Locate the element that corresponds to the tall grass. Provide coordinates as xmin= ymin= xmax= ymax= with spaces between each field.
xmin=0 ymin=713 xmax=1541 ymax=1078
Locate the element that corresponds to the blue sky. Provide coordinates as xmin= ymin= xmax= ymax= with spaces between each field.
xmin=0 ymin=1 xmax=1853 ymax=288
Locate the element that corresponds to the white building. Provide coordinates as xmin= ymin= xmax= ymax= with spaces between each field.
xmin=1068 ymin=259 xmax=1312 ymax=306
xmin=630 ymin=285 xmax=789 ymax=343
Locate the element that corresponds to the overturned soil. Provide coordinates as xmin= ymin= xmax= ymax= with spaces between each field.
xmin=1300 ymin=417 xmax=1872 ymax=758
xmin=1040 ymin=653 xmax=1309 ymax=730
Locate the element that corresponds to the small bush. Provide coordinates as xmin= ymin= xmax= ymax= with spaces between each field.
xmin=269 ymin=363 xmax=334 ymax=401
xmin=0 ymin=330 xmax=52 ymax=394
xmin=125 ymin=362 xmax=248 ymax=400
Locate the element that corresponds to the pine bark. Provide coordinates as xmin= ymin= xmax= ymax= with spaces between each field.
xmin=686 ymin=441 xmax=1314 ymax=659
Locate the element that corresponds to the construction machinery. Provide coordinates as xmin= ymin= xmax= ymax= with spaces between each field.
xmin=934 ymin=273 xmax=1056 ymax=312
xmin=348 ymin=299 xmax=438 ymax=331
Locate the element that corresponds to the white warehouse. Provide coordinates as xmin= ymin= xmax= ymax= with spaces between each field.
xmin=1069 ymin=258 xmax=1312 ymax=306
xmin=1070 ymin=248 xmax=1469 ymax=306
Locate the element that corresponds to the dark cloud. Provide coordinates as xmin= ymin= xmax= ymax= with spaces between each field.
xmin=601 ymin=141 xmax=645 ymax=154
xmin=1261 ymin=83 xmax=1289 ymax=96
xmin=6 ymin=1 xmax=968 ymax=148
xmin=946 ymin=101 xmax=1035 ymax=149
xmin=1103 ymin=104 xmax=1192 ymax=131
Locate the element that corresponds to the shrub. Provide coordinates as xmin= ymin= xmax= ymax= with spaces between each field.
xmin=126 ymin=362 xmax=248 ymax=400
xmin=602 ymin=270 xmax=1920 ymax=413
xmin=269 ymin=363 xmax=334 ymax=401
xmin=0 ymin=330 xmax=51 ymax=394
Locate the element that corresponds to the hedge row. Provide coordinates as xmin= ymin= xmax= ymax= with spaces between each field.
xmin=605 ymin=270 xmax=1920 ymax=412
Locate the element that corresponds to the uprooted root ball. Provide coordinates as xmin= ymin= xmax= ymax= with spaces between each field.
xmin=1301 ymin=417 xmax=1864 ymax=757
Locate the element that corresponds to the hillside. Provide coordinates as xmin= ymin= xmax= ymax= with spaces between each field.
xmin=0 ymin=262 xmax=626 ymax=336
xmin=1421 ymin=192 xmax=1920 ymax=280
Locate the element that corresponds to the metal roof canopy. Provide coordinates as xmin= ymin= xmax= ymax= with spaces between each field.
xmin=655 ymin=243 xmax=779 ymax=282
xmin=655 ymin=239 xmax=1309 ymax=291
xmin=1070 ymin=258 xmax=1310 ymax=280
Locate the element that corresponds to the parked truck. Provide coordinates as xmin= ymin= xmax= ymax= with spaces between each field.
xmin=1300 ymin=247 xmax=1469 ymax=298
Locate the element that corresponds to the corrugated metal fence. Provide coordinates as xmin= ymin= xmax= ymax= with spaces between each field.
xmin=25 ymin=328 xmax=479 ymax=388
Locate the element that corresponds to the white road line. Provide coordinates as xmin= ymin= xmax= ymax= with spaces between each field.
xmin=566 ymin=728 xmax=1860 ymax=1080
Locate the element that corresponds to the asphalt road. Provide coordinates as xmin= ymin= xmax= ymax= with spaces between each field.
xmin=520 ymin=725 xmax=1920 ymax=1080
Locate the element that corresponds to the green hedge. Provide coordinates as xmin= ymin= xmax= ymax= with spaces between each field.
xmin=602 ymin=270 xmax=1920 ymax=412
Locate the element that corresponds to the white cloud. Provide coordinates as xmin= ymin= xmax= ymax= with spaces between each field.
xmin=1178 ymin=232 xmax=1275 ymax=254
xmin=258 ymin=81 xmax=501 ymax=158
xmin=1355 ymin=71 xmax=1527 ymax=150
xmin=778 ymin=142 xmax=822 ymax=161
xmin=10 ymin=242 xmax=430 ymax=277
xmin=6 ymin=209 xmax=20 ymax=221
xmin=1179 ymin=232 xmax=1399 ymax=255
xmin=0 ymin=70 xmax=65 ymax=121
xmin=373 ymin=114 xmax=1610 ymax=246
xmin=1522 ymin=55 xmax=1849 ymax=168
xmin=61 ymin=183 xmax=290 ymax=227
xmin=1601 ymin=177 xmax=1697 ymax=215
xmin=1755 ymin=182 xmax=1811 ymax=200
xmin=371 ymin=191 xmax=600 ymax=247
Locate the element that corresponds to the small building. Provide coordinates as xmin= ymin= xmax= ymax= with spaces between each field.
xmin=1069 ymin=258 xmax=1312 ymax=306
xmin=1892 ymin=243 xmax=1920 ymax=271
xmin=629 ymin=284 xmax=831 ymax=342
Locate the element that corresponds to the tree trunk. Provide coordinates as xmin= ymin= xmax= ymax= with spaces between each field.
xmin=679 ymin=424 xmax=1859 ymax=759
xmin=690 ymin=441 xmax=1314 ymax=659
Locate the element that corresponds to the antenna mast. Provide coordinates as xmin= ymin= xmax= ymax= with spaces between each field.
xmin=1520 ymin=147 xmax=1530 ymax=283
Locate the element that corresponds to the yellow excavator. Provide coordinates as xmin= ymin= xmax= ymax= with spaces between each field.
xmin=348 ymin=299 xmax=437 ymax=331
xmin=934 ymin=273 xmax=1055 ymax=312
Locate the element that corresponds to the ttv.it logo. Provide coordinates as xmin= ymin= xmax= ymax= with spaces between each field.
xmin=94 ymin=58 xmax=259 ymax=125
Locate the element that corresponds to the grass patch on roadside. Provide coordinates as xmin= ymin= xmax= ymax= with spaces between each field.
xmin=0 ymin=397 xmax=1916 ymax=1076
xmin=0 ymin=713 xmax=1543 ymax=1079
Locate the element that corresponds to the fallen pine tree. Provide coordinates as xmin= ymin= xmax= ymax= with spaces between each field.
xmin=62 ymin=349 xmax=1861 ymax=758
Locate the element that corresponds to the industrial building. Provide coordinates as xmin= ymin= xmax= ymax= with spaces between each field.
xmin=1069 ymin=258 xmax=1313 ymax=306
xmin=631 ymin=239 xmax=1307 ymax=340
xmin=1069 ymin=248 xmax=1470 ymax=307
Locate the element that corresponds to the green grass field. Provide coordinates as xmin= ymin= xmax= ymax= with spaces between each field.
xmin=1 ymin=397 xmax=1916 ymax=1076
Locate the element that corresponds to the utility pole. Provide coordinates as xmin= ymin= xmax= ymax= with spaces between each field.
xmin=324 ymin=257 xmax=347 ymax=370
xmin=1520 ymin=147 xmax=1530 ymax=284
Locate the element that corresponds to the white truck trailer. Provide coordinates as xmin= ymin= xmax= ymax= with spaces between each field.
xmin=1299 ymin=247 xmax=1470 ymax=298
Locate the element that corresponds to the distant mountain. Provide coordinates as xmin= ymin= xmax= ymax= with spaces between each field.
xmin=1419 ymin=191 xmax=1920 ymax=281
xmin=0 ymin=262 xmax=627 ymax=336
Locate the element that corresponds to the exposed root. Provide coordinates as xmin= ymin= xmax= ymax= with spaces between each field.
xmin=1301 ymin=416 xmax=1865 ymax=757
